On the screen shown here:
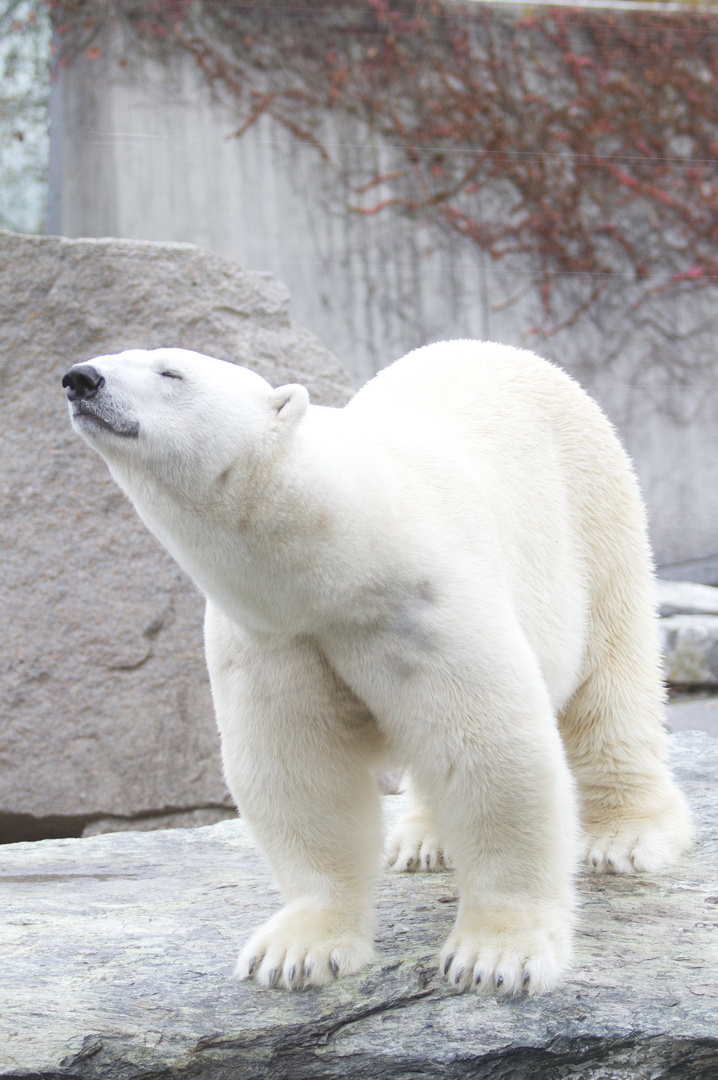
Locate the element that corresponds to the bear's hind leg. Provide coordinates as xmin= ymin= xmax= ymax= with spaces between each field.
xmin=385 ymin=778 xmax=452 ymax=872
xmin=205 ymin=604 xmax=383 ymax=990
xmin=559 ymin=625 xmax=693 ymax=875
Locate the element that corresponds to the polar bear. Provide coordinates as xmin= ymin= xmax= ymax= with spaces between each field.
xmin=62 ymin=340 xmax=692 ymax=996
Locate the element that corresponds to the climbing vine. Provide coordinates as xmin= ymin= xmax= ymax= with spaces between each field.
xmin=51 ymin=0 xmax=718 ymax=335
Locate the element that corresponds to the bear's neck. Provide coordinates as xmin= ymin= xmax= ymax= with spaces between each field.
xmin=115 ymin=409 xmax=404 ymax=636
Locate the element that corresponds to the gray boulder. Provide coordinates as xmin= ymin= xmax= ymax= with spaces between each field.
xmin=656 ymin=581 xmax=718 ymax=689
xmin=0 ymin=231 xmax=354 ymax=842
xmin=1 ymin=732 xmax=716 ymax=1079
xmin=660 ymin=616 xmax=718 ymax=688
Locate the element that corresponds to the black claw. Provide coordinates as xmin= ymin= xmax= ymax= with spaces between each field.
xmin=496 ymin=974 xmax=504 ymax=988
xmin=304 ymin=961 xmax=313 ymax=980
xmin=454 ymin=966 xmax=465 ymax=985
xmin=267 ymin=968 xmax=277 ymax=987
xmin=523 ymin=971 xmax=530 ymax=987
xmin=474 ymin=971 xmax=482 ymax=986
xmin=287 ymin=965 xmax=296 ymax=983
xmin=443 ymin=954 xmax=454 ymax=976
xmin=247 ymin=956 xmax=258 ymax=976
xmin=331 ymin=956 xmax=340 ymax=977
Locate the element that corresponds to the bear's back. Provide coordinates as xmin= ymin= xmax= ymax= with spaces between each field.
xmin=347 ymin=340 xmax=654 ymax=634
xmin=349 ymin=340 xmax=636 ymax=511
xmin=351 ymin=340 xmax=597 ymax=438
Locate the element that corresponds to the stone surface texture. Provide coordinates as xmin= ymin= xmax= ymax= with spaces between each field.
xmin=80 ymin=806 xmax=238 ymax=838
xmin=660 ymin=617 xmax=718 ymax=688
xmin=1 ymin=732 xmax=717 ymax=1080
xmin=657 ymin=581 xmax=718 ymax=688
xmin=0 ymin=231 xmax=354 ymax=839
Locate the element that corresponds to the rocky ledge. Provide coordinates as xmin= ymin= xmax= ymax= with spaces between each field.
xmin=658 ymin=581 xmax=718 ymax=688
xmin=1 ymin=731 xmax=717 ymax=1080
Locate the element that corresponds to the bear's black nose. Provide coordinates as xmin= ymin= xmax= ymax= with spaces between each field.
xmin=62 ymin=364 xmax=105 ymax=401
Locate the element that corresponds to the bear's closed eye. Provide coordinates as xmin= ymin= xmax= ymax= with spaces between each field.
xmin=160 ymin=370 xmax=183 ymax=380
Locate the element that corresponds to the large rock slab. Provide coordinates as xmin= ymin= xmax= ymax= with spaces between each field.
xmin=1 ymin=732 xmax=716 ymax=1079
xmin=0 ymin=231 xmax=354 ymax=841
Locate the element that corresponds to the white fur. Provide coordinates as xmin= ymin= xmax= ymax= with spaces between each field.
xmin=65 ymin=341 xmax=693 ymax=996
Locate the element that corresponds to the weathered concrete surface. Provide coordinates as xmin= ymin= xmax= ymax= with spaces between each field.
xmin=1 ymin=732 xmax=716 ymax=1080
xmin=0 ymin=231 xmax=353 ymax=841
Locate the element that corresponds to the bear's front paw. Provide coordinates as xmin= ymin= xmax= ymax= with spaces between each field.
xmin=584 ymin=799 xmax=694 ymax=874
xmin=236 ymin=906 xmax=375 ymax=990
xmin=439 ymin=907 xmax=573 ymax=997
xmin=386 ymin=813 xmax=451 ymax=873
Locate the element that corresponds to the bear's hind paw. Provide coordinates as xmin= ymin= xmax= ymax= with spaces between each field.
xmin=583 ymin=799 xmax=694 ymax=875
xmin=236 ymin=907 xmax=374 ymax=990
xmin=385 ymin=816 xmax=452 ymax=873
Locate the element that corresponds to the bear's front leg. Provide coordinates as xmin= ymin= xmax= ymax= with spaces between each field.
xmin=325 ymin=615 xmax=580 ymax=997
xmin=205 ymin=603 xmax=383 ymax=990
xmin=422 ymin=709 xmax=578 ymax=997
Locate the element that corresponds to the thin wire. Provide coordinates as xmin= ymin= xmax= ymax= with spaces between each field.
xmin=172 ymin=1 xmax=714 ymax=22
xmin=76 ymin=128 xmax=718 ymax=172
xmin=112 ymin=1 xmax=718 ymax=37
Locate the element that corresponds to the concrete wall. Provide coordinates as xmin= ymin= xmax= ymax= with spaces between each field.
xmin=49 ymin=36 xmax=718 ymax=580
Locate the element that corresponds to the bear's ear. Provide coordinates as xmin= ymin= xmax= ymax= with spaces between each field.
xmin=269 ymin=383 xmax=309 ymax=429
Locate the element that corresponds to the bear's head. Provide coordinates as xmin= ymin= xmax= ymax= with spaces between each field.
xmin=62 ymin=348 xmax=310 ymax=503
